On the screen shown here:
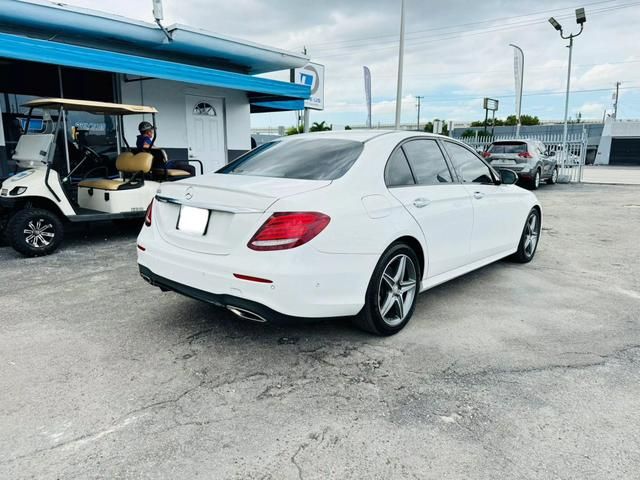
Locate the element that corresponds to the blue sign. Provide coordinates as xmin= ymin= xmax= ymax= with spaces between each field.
xmin=19 ymin=119 xmax=44 ymax=132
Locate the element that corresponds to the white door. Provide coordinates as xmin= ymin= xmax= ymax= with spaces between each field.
xmin=386 ymin=140 xmax=474 ymax=278
xmin=185 ymin=95 xmax=225 ymax=173
xmin=442 ymin=141 xmax=522 ymax=260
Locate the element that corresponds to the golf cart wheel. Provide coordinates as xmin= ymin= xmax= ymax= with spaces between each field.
xmin=528 ymin=170 xmax=541 ymax=190
xmin=8 ymin=208 xmax=64 ymax=257
xmin=546 ymin=167 xmax=559 ymax=185
xmin=353 ymin=242 xmax=420 ymax=336
xmin=510 ymin=208 xmax=541 ymax=264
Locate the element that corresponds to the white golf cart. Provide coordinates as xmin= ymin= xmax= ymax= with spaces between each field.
xmin=0 ymin=98 xmax=201 ymax=257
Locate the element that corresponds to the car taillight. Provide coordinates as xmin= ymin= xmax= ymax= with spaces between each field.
xmin=248 ymin=212 xmax=330 ymax=251
xmin=518 ymin=151 xmax=533 ymax=158
xmin=144 ymin=200 xmax=153 ymax=226
xmin=482 ymin=151 xmax=491 ymax=158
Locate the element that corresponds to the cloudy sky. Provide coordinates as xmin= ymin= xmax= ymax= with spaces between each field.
xmin=65 ymin=0 xmax=640 ymax=128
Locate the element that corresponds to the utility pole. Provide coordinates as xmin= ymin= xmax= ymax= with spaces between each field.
xmin=394 ymin=0 xmax=405 ymax=129
xmin=613 ymin=81 xmax=621 ymax=119
xmin=416 ymin=96 xmax=423 ymax=131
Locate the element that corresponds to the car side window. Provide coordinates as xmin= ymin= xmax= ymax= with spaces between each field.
xmin=385 ymin=148 xmax=415 ymax=187
xmin=401 ymin=140 xmax=453 ymax=185
xmin=538 ymin=143 xmax=547 ymax=156
xmin=443 ymin=142 xmax=494 ymax=184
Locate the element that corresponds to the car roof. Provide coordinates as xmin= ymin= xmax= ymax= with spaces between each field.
xmin=279 ymin=130 xmax=448 ymax=143
xmin=22 ymin=98 xmax=158 ymax=115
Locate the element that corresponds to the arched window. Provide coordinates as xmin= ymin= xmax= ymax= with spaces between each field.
xmin=193 ymin=102 xmax=217 ymax=116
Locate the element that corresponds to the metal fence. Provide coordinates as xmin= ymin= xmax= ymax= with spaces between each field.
xmin=458 ymin=129 xmax=588 ymax=183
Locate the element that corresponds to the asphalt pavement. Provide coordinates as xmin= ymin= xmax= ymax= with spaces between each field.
xmin=0 ymin=183 xmax=639 ymax=479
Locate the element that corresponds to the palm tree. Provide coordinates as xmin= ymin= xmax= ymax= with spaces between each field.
xmin=310 ymin=121 xmax=332 ymax=132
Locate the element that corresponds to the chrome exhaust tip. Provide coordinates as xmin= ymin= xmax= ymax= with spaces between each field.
xmin=226 ymin=306 xmax=267 ymax=323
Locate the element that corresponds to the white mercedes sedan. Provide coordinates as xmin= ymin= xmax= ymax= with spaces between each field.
xmin=137 ymin=131 xmax=541 ymax=335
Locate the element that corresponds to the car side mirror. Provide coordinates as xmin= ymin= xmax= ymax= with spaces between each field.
xmin=497 ymin=168 xmax=518 ymax=185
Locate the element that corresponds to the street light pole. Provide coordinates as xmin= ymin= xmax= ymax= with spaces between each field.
xmin=394 ymin=0 xmax=405 ymax=129
xmin=509 ymin=43 xmax=524 ymax=138
xmin=560 ymin=34 xmax=575 ymax=167
xmin=549 ymin=9 xmax=585 ymax=170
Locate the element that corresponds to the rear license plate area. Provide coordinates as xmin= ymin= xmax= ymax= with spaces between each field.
xmin=177 ymin=205 xmax=210 ymax=235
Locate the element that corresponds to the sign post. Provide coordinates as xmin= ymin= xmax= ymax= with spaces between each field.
xmin=483 ymin=97 xmax=499 ymax=137
xmin=293 ymin=62 xmax=325 ymax=132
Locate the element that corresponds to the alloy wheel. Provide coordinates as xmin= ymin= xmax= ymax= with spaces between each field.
xmin=523 ymin=213 xmax=540 ymax=258
xmin=552 ymin=168 xmax=558 ymax=183
xmin=534 ymin=171 xmax=540 ymax=188
xmin=23 ymin=219 xmax=55 ymax=248
xmin=377 ymin=254 xmax=418 ymax=327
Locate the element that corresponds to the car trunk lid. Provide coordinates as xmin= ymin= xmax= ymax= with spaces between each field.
xmin=154 ymin=174 xmax=331 ymax=255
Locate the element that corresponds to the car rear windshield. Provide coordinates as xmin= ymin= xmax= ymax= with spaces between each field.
xmin=217 ymin=139 xmax=364 ymax=180
xmin=488 ymin=142 xmax=528 ymax=154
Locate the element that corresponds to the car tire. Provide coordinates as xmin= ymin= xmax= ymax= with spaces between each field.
xmin=8 ymin=208 xmax=64 ymax=257
xmin=546 ymin=167 xmax=558 ymax=185
xmin=510 ymin=208 xmax=541 ymax=264
xmin=353 ymin=243 xmax=421 ymax=335
xmin=528 ymin=169 xmax=541 ymax=190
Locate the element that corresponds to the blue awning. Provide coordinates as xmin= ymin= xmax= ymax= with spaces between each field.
xmin=0 ymin=32 xmax=310 ymax=110
xmin=251 ymin=100 xmax=306 ymax=114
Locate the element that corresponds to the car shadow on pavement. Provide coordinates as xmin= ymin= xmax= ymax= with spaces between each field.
xmin=143 ymin=259 xmax=510 ymax=349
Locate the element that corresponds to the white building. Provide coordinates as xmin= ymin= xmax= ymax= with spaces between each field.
xmin=595 ymin=118 xmax=640 ymax=165
xmin=0 ymin=0 xmax=311 ymax=177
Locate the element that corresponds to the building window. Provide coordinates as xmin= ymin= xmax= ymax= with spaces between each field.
xmin=193 ymin=102 xmax=217 ymax=116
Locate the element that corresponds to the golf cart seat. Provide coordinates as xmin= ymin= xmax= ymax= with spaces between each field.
xmin=154 ymin=168 xmax=192 ymax=178
xmin=79 ymin=152 xmax=152 ymax=191
xmin=145 ymin=149 xmax=192 ymax=180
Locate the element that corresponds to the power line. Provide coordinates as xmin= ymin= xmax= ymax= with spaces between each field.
xmin=310 ymin=1 xmax=626 ymax=52
xmin=301 ymin=0 xmax=619 ymax=50
xmin=384 ymin=85 xmax=640 ymax=104
xmin=317 ymin=2 xmax=640 ymax=58
xmin=327 ymin=59 xmax=640 ymax=80
xmin=313 ymin=2 xmax=640 ymax=59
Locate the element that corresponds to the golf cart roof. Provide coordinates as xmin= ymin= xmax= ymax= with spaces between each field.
xmin=22 ymin=98 xmax=158 ymax=114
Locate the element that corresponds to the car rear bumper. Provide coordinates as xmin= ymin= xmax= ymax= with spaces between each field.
xmin=136 ymin=224 xmax=378 ymax=320
xmin=491 ymin=164 xmax=535 ymax=179
xmin=138 ymin=264 xmax=318 ymax=324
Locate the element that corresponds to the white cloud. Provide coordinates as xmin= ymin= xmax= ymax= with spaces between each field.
xmin=62 ymin=0 xmax=640 ymax=126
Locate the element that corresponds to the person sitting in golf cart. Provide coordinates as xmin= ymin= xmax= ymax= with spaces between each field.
xmin=135 ymin=122 xmax=195 ymax=177
xmin=136 ymin=121 xmax=155 ymax=150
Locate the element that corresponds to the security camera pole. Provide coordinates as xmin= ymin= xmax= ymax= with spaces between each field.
xmin=394 ymin=0 xmax=406 ymax=129
xmin=152 ymin=0 xmax=172 ymax=42
xmin=549 ymin=8 xmax=586 ymax=171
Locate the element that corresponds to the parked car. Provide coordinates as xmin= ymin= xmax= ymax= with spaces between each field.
xmin=138 ymin=131 xmax=542 ymax=335
xmin=482 ymin=139 xmax=558 ymax=189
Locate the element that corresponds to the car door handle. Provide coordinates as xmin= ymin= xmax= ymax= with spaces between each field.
xmin=473 ymin=191 xmax=485 ymax=199
xmin=412 ymin=197 xmax=431 ymax=208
